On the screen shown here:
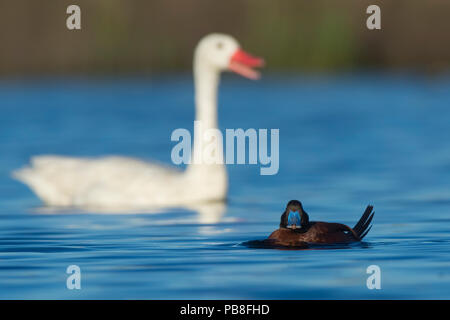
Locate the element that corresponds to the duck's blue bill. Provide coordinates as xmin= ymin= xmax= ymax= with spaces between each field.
xmin=287 ymin=210 xmax=301 ymax=226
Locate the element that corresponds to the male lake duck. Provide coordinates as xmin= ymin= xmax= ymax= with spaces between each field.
xmin=266 ymin=200 xmax=374 ymax=247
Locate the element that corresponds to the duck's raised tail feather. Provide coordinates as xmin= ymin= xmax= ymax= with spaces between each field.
xmin=353 ymin=205 xmax=374 ymax=240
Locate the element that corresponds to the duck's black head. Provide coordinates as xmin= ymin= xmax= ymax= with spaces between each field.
xmin=286 ymin=200 xmax=305 ymax=213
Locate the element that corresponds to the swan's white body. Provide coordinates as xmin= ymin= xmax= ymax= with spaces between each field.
xmin=15 ymin=155 xmax=226 ymax=208
xmin=13 ymin=34 xmax=262 ymax=209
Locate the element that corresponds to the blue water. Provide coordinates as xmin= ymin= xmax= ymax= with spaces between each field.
xmin=1 ymin=73 xmax=450 ymax=299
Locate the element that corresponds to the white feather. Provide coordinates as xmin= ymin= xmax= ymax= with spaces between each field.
xmin=12 ymin=34 xmax=244 ymax=209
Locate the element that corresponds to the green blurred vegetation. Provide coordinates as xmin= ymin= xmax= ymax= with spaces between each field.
xmin=0 ymin=0 xmax=449 ymax=76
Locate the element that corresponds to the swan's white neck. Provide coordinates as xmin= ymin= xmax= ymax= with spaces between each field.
xmin=194 ymin=61 xmax=220 ymax=130
xmin=185 ymin=54 xmax=227 ymax=201
xmin=190 ymin=57 xmax=223 ymax=165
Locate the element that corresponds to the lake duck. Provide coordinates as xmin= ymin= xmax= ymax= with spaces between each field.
xmin=267 ymin=200 xmax=374 ymax=246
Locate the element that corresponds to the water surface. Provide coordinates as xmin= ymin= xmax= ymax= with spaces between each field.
xmin=0 ymin=74 xmax=450 ymax=299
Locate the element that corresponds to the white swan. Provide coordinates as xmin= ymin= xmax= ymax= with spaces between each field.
xmin=13 ymin=33 xmax=264 ymax=210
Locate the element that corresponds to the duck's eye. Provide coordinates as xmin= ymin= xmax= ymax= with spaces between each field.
xmin=216 ymin=42 xmax=224 ymax=50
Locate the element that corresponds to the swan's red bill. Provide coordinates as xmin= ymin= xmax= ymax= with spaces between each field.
xmin=229 ymin=49 xmax=264 ymax=80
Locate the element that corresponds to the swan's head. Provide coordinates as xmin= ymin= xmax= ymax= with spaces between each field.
xmin=194 ymin=33 xmax=264 ymax=80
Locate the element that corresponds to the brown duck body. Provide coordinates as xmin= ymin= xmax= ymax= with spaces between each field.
xmin=267 ymin=205 xmax=374 ymax=247
xmin=268 ymin=222 xmax=358 ymax=246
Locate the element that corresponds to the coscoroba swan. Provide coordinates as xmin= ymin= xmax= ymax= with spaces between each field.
xmin=13 ymin=34 xmax=264 ymax=209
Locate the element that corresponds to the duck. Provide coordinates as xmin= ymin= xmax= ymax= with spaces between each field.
xmin=12 ymin=34 xmax=264 ymax=210
xmin=266 ymin=200 xmax=374 ymax=247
